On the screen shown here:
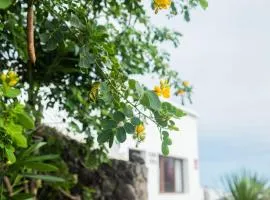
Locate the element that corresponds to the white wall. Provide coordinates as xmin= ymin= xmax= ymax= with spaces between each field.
xmin=109 ymin=106 xmax=203 ymax=200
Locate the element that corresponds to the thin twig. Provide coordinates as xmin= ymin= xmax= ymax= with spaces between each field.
xmin=59 ymin=188 xmax=81 ymax=200
xmin=106 ymin=76 xmax=156 ymax=124
xmin=3 ymin=176 xmax=12 ymax=197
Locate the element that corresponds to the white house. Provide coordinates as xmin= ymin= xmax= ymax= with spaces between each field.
xmin=43 ymin=101 xmax=203 ymax=200
xmin=109 ymin=104 xmax=203 ymax=200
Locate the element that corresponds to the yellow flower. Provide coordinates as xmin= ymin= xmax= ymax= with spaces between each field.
xmin=177 ymin=89 xmax=185 ymax=95
xmin=154 ymin=80 xmax=170 ymax=98
xmin=154 ymin=86 xmax=162 ymax=96
xmin=135 ymin=124 xmax=146 ymax=141
xmin=136 ymin=124 xmax=145 ymax=136
xmin=1 ymin=71 xmax=19 ymax=86
xmin=182 ymin=81 xmax=190 ymax=87
xmin=8 ymin=71 xmax=17 ymax=79
xmin=162 ymin=87 xmax=170 ymax=98
xmin=154 ymin=0 xmax=171 ymax=13
xmin=7 ymin=71 xmax=19 ymax=87
xmin=8 ymin=80 xmax=18 ymax=87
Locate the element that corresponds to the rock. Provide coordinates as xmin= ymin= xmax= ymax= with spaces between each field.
xmin=36 ymin=126 xmax=148 ymax=200
xmin=115 ymin=184 xmax=136 ymax=200
xmin=142 ymin=166 xmax=148 ymax=180
xmin=102 ymin=179 xmax=116 ymax=196
xmin=129 ymin=153 xmax=145 ymax=165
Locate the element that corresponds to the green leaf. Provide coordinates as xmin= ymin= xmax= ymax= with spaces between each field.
xmin=25 ymin=154 xmax=59 ymax=162
xmin=0 ymin=118 xmax=4 ymax=128
xmin=11 ymin=193 xmax=34 ymax=200
xmin=100 ymin=82 xmax=112 ymax=104
xmin=162 ymin=142 xmax=169 ymax=156
xmin=128 ymin=79 xmax=136 ymax=89
xmin=199 ymin=0 xmax=208 ymax=9
xmin=122 ymin=105 xmax=133 ymax=118
xmin=0 ymin=194 xmax=7 ymax=200
xmin=5 ymin=148 xmax=16 ymax=164
xmin=16 ymin=112 xmax=35 ymax=129
xmin=22 ymin=174 xmax=65 ymax=182
xmin=124 ymin=123 xmax=135 ymax=134
xmin=79 ymin=46 xmax=95 ymax=68
xmin=24 ymin=162 xmax=58 ymax=172
xmin=39 ymin=33 xmax=50 ymax=44
xmin=20 ymin=142 xmax=47 ymax=158
xmin=12 ymin=104 xmax=24 ymax=113
xmin=184 ymin=9 xmax=190 ymax=22
xmin=41 ymin=30 xmax=63 ymax=51
xmin=101 ymin=119 xmax=117 ymax=130
xmin=162 ymin=131 xmax=169 ymax=138
xmin=5 ymin=123 xmax=27 ymax=148
xmin=169 ymin=125 xmax=179 ymax=131
xmin=70 ymin=14 xmax=85 ymax=29
xmin=4 ymin=88 xmax=20 ymax=98
xmin=128 ymin=79 xmax=143 ymax=96
xmin=174 ymin=108 xmax=186 ymax=118
xmin=154 ymin=111 xmax=168 ymax=127
xmin=131 ymin=117 xmax=140 ymax=125
xmin=141 ymin=90 xmax=161 ymax=111
xmin=113 ymin=111 xmax=125 ymax=122
xmin=169 ymin=120 xmax=175 ymax=126
xmin=12 ymin=175 xmax=23 ymax=187
xmin=97 ymin=131 xmax=112 ymax=144
xmin=116 ymin=127 xmax=126 ymax=143
xmin=0 ymin=0 xmax=12 ymax=9
xmin=108 ymin=134 xmax=114 ymax=148
xmin=161 ymin=102 xmax=186 ymax=118
xmin=166 ymin=138 xmax=172 ymax=145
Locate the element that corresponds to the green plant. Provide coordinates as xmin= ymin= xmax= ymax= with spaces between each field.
xmin=1 ymin=141 xmax=64 ymax=199
xmin=222 ymin=170 xmax=269 ymax=200
xmin=0 ymin=71 xmax=34 ymax=164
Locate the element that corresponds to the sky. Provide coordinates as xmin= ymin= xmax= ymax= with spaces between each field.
xmin=149 ymin=0 xmax=270 ymax=188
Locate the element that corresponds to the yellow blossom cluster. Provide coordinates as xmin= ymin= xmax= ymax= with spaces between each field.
xmin=176 ymin=81 xmax=190 ymax=96
xmin=154 ymin=0 xmax=171 ymax=13
xmin=135 ymin=124 xmax=146 ymax=141
xmin=154 ymin=80 xmax=170 ymax=98
xmin=0 ymin=71 xmax=19 ymax=87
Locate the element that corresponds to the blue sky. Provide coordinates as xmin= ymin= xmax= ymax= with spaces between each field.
xmin=149 ymin=0 xmax=270 ymax=188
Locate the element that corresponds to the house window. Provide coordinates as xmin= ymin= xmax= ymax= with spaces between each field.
xmin=159 ymin=156 xmax=185 ymax=193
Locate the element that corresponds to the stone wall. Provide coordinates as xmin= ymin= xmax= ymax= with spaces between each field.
xmin=36 ymin=126 xmax=148 ymax=200
xmin=78 ymin=159 xmax=148 ymax=200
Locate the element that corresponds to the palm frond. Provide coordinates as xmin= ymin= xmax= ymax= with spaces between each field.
xmin=221 ymin=170 xmax=268 ymax=200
